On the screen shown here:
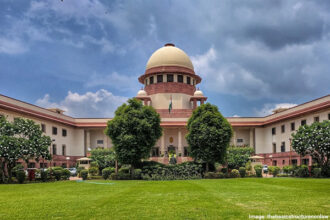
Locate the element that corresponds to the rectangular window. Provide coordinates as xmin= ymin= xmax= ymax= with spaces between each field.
xmin=97 ymin=140 xmax=104 ymax=145
xmin=149 ymin=76 xmax=154 ymax=84
xmin=151 ymin=147 xmax=159 ymax=157
xmin=157 ymin=75 xmax=163 ymax=83
xmin=237 ymin=139 xmax=243 ymax=143
xmin=62 ymin=129 xmax=67 ymax=137
xmin=184 ymin=147 xmax=190 ymax=157
xmin=41 ymin=124 xmax=46 ymax=133
xmin=282 ymin=160 xmax=285 ymax=165
xmin=302 ymin=159 xmax=309 ymax=165
xmin=291 ymin=122 xmax=295 ymax=131
xmin=167 ymin=74 xmax=173 ymax=82
xmin=281 ymin=125 xmax=285 ymax=133
xmin=52 ymin=144 xmax=57 ymax=155
xmin=62 ymin=145 xmax=66 ymax=156
xmin=291 ymin=159 xmax=297 ymax=166
xmin=52 ymin=127 xmax=57 ymax=135
xmin=272 ymin=127 xmax=276 ymax=135
xmin=328 ymin=113 xmax=330 ymax=120
xmin=28 ymin=163 xmax=35 ymax=168
xmin=187 ymin=76 xmax=191 ymax=85
xmin=40 ymin=163 xmax=48 ymax=169
xmin=272 ymin=143 xmax=276 ymax=153
xmin=301 ymin=120 xmax=306 ymax=126
xmin=272 ymin=160 xmax=277 ymax=166
xmin=281 ymin=142 xmax=285 ymax=152
xmin=178 ymin=75 xmax=183 ymax=83
xmin=145 ymin=79 xmax=148 ymax=85
xmin=314 ymin=116 xmax=319 ymax=122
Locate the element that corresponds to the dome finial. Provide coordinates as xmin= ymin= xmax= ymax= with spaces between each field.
xmin=164 ymin=43 xmax=175 ymax=47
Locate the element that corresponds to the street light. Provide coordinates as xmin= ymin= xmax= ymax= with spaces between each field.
xmin=66 ymin=157 xmax=70 ymax=168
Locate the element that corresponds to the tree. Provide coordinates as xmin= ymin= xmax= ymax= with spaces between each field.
xmin=291 ymin=120 xmax=330 ymax=176
xmin=186 ymin=103 xmax=233 ymax=171
xmin=0 ymin=116 xmax=52 ymax=183
xmin=89 ymin=148 xmax=116 ymax=173
xmin=226 ymin=146 xmax=254 ymax=169
xmin=105 ymin=98 xmax=162 ymax=174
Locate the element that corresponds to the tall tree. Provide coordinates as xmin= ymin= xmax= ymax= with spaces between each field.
xmin=0 ymin=116 xmax=52 ymax=182
xmin=186 ymin=103 xmax=233 ymax=171
xmin=291 ymin=120 xmax=330 ymax=176
xmin=105 ymin=98 xmax=162 ymax=173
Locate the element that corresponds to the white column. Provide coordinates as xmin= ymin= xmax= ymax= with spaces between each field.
xmin=233 ymin=129 xmax=237 ymax=146
xmin=249 ymin=128 xmax=254 ymax=148
xmin=178 ymin=128 xmax=182 ymax=155
xmin=161 ymin=132 xmax=165 ymax=156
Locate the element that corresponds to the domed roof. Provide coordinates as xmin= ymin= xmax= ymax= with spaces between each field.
xmin=146 ymin=44 xmax=194 ymax=70
xmin=137 ymin=89 xmax=147 ymax=97
xmin=194 ymin=89 xmax=204 ymax=97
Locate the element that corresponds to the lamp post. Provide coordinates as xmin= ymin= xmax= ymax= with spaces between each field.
xmin=66 ymin=157 xmax=70 ymax=168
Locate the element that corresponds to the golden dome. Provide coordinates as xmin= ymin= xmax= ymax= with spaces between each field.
xmin=146 ymin=44 xmax=194 ymax=70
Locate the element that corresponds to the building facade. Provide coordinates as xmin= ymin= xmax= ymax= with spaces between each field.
xmin=0 ymin=43 xmax=329 ymax=168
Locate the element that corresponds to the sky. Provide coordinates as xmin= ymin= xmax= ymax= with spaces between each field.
xmin=0 ymin=0 xmax=329 ymax=118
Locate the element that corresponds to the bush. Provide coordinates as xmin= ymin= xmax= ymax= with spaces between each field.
xmin=12 ymin=164 xmax=24 ymax=177
xmin=62 ymin=169 xmax=71 ymax=180
xmin=110 ymin=173 xmax=118 ymax=180
xmin=132 ymin=169 xmax=142 ymax=180
xmin=269 ymin=166 xmax=280 ymax=177
xmin=102 ymin=167 xmax=115 ymax=180
xmin=88 ymin=167 xmax=98 ymax=176
xmin=254 ymin=164 xmax=262 ymax=170
xmin=77 ymin=167 xmax=85 ymax=177
xmin=277 ymin=174 xmax=289 ymax=177
xmin=16 ymin=170 xmax=25 ymax=184
xmin=220 ymin=168 xmax=228 ymax=173
xmin=311 ymin=168 xmax=321 ymax=178
xmin=118 ymin=167 xmax=130 ymax=174
xmin=230 ymin=169 xmax=240 ymax=178
xmin=54 ymin=170 xmax=62 ymax=181
xmin=255 ymin=168 xmax=262 ymax=177
xmin=282 ymin=165 xmax=293 ymax=174
xmin=204 ymin=172 xmax=217 ymax=179
xmin=40 ymin=170 xmax=48 ymax=182
xmin=80 ymin=170 xmax=88 ymax=180
xmin=245 ymin=161 xmax=252 ymax=171
xmin=294 ymin=165 xmax=309 ymax=178
xmin=217 ymin=172 xmax=225 ymax=179
xmin=239 ymin=167 xmax=246 ymax=178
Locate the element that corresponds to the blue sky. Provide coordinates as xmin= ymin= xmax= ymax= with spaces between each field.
xmin=0 ymin=0 xmax=329 ymax=118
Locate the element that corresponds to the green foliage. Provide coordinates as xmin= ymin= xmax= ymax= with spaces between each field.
xmin=62 ymin=169 xmax=71 ymax=180
xmin=80 ymin=170 xmax=88 ymax=180
xmin=16 ymin=170 xmax=25 ymax=184
xmin=0 ymin=117 xmax=52 ymax=183
xmin=220 ymin=167 xmax=228 ymax=173
xmin=268 ymin=166 xmax=280 ymax=177
xmin=141 ymin=162 xmax=203 ymax=181
xmin=105 ymin=98 xmax=162 ymax=169
xmin=245 ymin=161 xmax=252 ymax=171
xmin=226 ymin=146 xmax=254 ymax=169
xmin=132 ymin=169 xmax=142 ymax=180
xmin=12 ymin=164 xmax=24 ymax=177
xmin=239 ymin=167 xmax=246 ymax=178
xmin=40 ymin=170 xmax=48 ymax=182
xmin=277 ymin=174 xmax=289 ymax=177
xmin=186 ymin=103 xmax=233 ymax=171
xmin=102 ymin=167 xmax=115 ymax=180
xmin=230 ymin=169 xmax=240 ymax=178
xmin=88 ymin=167 xmax=98 ymax=176
xmin=118 ymin=167 xmax=130 ymax=174
xmin=90 ymin=148 xmax=116 ymax=172
xmin=254 ymin=164 xmax=262 ymax=170
xmin=204 ymin=172 xmax=217 ymax=179
xmin=312 ymin=168 xmax=322 ymax=178
xmin=50 ymin=167 xmax=64 ymax=181
xmin=77 ymin=167 xmax=85 ymax=177
xmin=294 ymin=165 xmax=310 ymax=178
xmin=254 ymin=166 xmax=263 ymax=177
xmin=291 ymin=120 xmax=330 ymax=176
xmin=282 ymin=165 xmax=293 ymax=174
xmin=90 ymin=161 xmax=98 ymax=168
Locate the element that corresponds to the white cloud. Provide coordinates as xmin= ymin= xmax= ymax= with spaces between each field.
xmin=255 ymin=103 xmax=297 ymax=117
xmin=36 ymin=89 xmax=128 ymax=117
xmin=0 ymin=38 xmax=28 ymax=54
xmin=84 ymin=72 xmax=139 ymax=92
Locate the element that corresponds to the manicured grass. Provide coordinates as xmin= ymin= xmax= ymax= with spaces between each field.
xmin=0 ymin=178 xmax=329 ymax=219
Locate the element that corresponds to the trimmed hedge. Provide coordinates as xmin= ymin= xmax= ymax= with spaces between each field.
xmin=102 ymin=167 xmax=115 ymax=180
xmin=16 ymin=170 xmax=25 ymax=184
xmin=230 ymin=169 xmax=240 ymax=178
xmin=80 ymin=170 xmax=88 ymax=180
xmin=239 ymin=167 xmax=246 ymax=178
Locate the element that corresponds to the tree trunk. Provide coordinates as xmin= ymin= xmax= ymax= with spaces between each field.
xmin=205 ymin=163 xmax=209 ymax=172
xmin=7 ymin=165 xmax=12 ymax=183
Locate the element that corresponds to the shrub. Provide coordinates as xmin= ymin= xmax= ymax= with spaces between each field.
xmin=254 ymin=164 xmax=262 ymax=170
xmin=118 ymin=172 xmax=131 ymax=180
xmin=62 ymin=169 xmax=71 ymax=180
xmin=204 ymin=172 xmax=217 ymax=179
xmin=80 ymin=170 xmax=88 ymax=180
xmin=217 ymin=172 xmax=225 ymax=179
xmin=40 ymin=170 xmax=48 ymax=182
xmin=16 ymin=170 xmax=25 ymax=184
xmin=245 ymin=161 xmax=252 ymax=171
xmin=282 ymin=165 xmax=293 ymax=174
xmin=54 ymin=170 xmax=62 ymax=181
xmin=102 ymin=167 xmax=115 ymax=180
xmin=255 ymin=168 xmax=262 ymax=177
xmin=269 ymin=166 xmax=280 ymax=177
xmin=88 ymin=167 xmax=98 ymax=176
xmin=294 ymin=165 xmax=309 ymax=178
xmin=220 ymin=168 xmax=228 ymax=174
xmin=118 ymin=167 xmax=130 ymax=174
xmin=132 ymin=169 xmax=142 ymax=180
xmin=110 ymin=173 xmax=118 ymax=180
xmin=12 ymin=164 xmax=24 ymax=177
xmin=277 ymin=174 xmax=289 ymax=177
xmin=239 ymin=167 xmax=246 ymax=178
xmin=230 ymin=169 xmax=240 ymax=178
xmin=77 ymin=167 xmax=85 ymax=177
xmin=312 ymin=168 xmax=322 ymax=178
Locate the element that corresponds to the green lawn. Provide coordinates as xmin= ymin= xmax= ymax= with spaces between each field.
xmin=0 ymin=178 xmax=329 ymax=219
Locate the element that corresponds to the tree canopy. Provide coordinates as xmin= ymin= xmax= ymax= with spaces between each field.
xmin=291 ymin=120 xmax=330 ymax=176
xmin=0 ymin=116 xmax=52 ymax=182
xmin=89 ymin=148 xmax=116 ymax=172
xmin=105 ymin=98 xmax=162 ymax=169
xmin=226 ymin=146 xmax=254 ymax=169
xmin=186 ymin=103 xmax=233 ymax=171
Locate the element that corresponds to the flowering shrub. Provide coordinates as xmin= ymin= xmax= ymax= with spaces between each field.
xmin=230 ymin=169 xmax=240 ymax=178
